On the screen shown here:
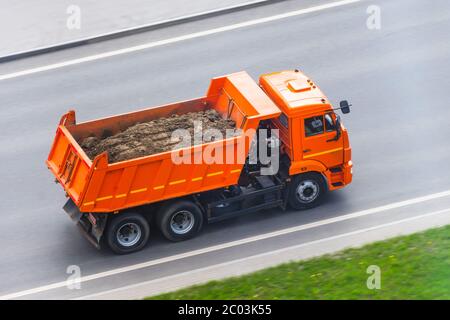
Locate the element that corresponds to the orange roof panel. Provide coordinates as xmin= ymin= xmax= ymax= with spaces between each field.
xmin=259 ymin=70 xmax=332 ymax=115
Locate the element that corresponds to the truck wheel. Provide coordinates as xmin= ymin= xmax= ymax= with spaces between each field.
xmin=156 ymin=200 xmax=203 ymax=242
xmin=288 ymin=173 xmax=326 ymax=210
xmin=105 ymin=212 xmax=150 ymax=254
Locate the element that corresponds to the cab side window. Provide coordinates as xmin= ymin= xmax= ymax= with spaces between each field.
xmin=324 ymin=113 xmax=336 ymax=132
xmin=304 ymin=116 xmax=324 ymax=137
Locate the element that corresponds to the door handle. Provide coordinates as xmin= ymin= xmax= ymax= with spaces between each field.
xmin=303 ymin=149 xmax=311 ymax=153
xmin=327 ymin=136 xmax=340 ymax=142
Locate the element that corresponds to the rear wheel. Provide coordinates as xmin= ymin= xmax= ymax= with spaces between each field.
xmin=156 ymin=200 xmax=203 ymax=242
xmin=105 ymin=212 xmax=150 ymax=254
xmin=288 ymin=173 xmax=326 ymax=210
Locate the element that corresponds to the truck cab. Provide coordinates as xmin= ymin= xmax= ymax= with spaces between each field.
xmin=260 ymin=70 xmax=352 ymax=194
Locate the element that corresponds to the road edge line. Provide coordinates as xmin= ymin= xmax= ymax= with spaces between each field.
xmin=0 ymin=0 xmax=362 ymax=80
xmin=0 ymin=0 xmax=279 ymax=63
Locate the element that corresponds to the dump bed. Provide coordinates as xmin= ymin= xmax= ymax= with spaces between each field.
xmin=47 ymin=71 xmax=281 ymax=213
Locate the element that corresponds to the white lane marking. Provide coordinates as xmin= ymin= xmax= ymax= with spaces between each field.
xmin=76 ymin=207 xmax=450 ymax=300
xmin=0 ymin=0 xmax=361 ymax=81
xmin=1 ymin=188 xmax=450 ymax=300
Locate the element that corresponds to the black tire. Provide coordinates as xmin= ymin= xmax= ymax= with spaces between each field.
xmin=105 ymin=212 xmax=150 ymax=254
xmin=156 ymin=200 xmax=203 ymax=242
xmin=288 ymin=172 xmax=326 ymax=210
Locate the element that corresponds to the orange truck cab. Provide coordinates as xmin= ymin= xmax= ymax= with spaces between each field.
xmin=47 ymin=70 xmax=352 ymax=254
xmin=260 ymin=70 xmax=352 ymax=192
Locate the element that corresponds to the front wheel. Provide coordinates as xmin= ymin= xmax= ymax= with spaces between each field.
xmin=288 ymin=173 xmax=326 ymax=210
xmin=105 ymin=212 xmax=150 ymax=254
xmin=156 ymin=200 xmax=204 ymax=242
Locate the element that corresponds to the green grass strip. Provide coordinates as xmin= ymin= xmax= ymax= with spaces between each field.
xmin=148 ymin=225 xmax=450 ymax=300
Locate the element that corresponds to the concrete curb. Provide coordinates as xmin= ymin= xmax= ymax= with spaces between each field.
xmin=0 ymin=0 xmax=283 ymax=63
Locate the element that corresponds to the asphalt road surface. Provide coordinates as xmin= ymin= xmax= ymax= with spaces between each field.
xmin=0 ymin=0 xmax=449 ymax=299
xmin=0 ymin=0 xmax=255 ymax=56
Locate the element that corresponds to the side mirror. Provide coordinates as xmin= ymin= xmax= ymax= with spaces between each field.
xmin=339 ymin=100 xmax=351 ymax=114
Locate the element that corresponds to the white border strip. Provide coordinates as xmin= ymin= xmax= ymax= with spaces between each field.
xmin=0 ymin=0 xmax=361 ymax=81
xmin=1 ymin=188 xmax=449 ymax=300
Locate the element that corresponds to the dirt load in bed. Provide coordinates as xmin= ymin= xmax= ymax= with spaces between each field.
xmin=80 ymin=109 xmax=237 ymax=163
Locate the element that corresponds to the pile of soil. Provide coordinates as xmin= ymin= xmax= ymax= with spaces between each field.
xmin=80 ymin=109 xmax=237 ymax=163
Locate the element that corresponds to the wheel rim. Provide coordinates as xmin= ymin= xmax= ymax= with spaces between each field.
xmin=170 ymin=210 xmax=195 ymax=235
xmin=116 ymin=222 xmax=142 ymax=247
xmin=295 ymin=179 xmax=320 ymax=203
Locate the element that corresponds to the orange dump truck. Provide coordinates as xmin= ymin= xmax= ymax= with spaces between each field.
xmin=47 ymin=70 xmax=352 ymax=254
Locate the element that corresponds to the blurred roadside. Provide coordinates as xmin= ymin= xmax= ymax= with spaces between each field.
xmin=0 ymin=0 xmax=267 ymax=57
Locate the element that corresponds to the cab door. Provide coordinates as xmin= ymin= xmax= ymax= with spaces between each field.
xmin=301 ymin=113 xmax=343 ymax=168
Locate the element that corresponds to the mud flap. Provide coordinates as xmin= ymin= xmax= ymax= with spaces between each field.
xmin=63 ymin=198 xmax=82 ymax=223
xmin=63 ymin=199 xmax=107 ymax=250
